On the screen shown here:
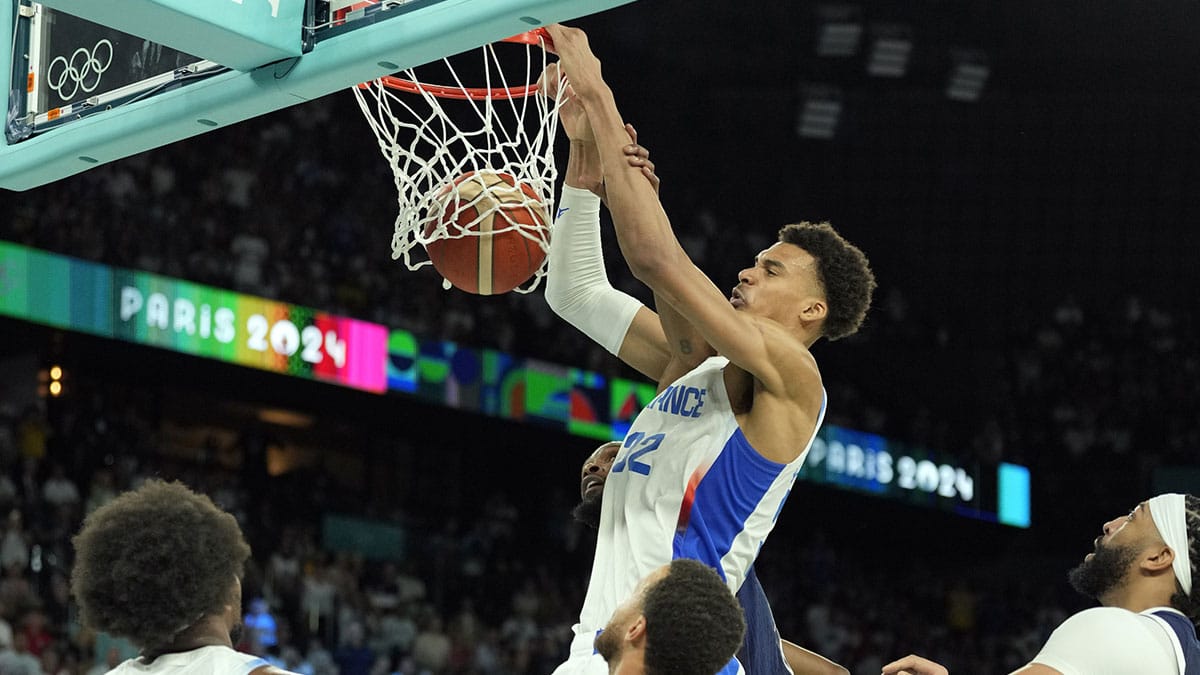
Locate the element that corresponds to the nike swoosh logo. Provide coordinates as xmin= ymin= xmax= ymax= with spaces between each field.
xmin=556 ymin=206 xmax=570 ymax=219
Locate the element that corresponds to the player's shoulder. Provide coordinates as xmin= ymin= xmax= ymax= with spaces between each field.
xmin=757 ymin=317 xmax=821 ymax=374
xmin=1051 ymin=605 xmax=1169 ymax=642
xmin=744 ymin=323 xmax=823 ymax=402
xmin=1058 ymin=606 xmax=1145 ymax=629
xmin=1035 ymin=606 xmax=1180 ymax=673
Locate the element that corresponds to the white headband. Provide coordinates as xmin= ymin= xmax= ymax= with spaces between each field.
xmin=1148 ymin=493 xmax=1192 ymax=597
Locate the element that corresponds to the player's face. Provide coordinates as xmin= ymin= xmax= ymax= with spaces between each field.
xmin=580 ymin=442 xmax=621 ymax=500
xmin=731 ymin=242 xmax=824 ymax=325
xmin=594 ymin=564 xmax=670 ymax=667
xmin=573 ymin=442 xmax=620 ymax=528
xmin=1068 ymin=502 xmax=1151 ymax=601
xmin=1092 ymin=501 xmax=1154 ymax=557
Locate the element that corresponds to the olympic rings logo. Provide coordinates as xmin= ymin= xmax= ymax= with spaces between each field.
xmin=46 ymin=39 xmax=113 ymax=101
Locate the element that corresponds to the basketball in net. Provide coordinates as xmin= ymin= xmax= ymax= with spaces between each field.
xmin=353 ymin=28 xmax=563 ymax=293
xmin=425 ymin=170 xmax=549 ymax=295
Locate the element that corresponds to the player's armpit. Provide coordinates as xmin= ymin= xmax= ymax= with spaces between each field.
xmin=780 ymin=639 xmax=849 ymax=675
xmin=615 ymin=306 xmax=672 ymax=382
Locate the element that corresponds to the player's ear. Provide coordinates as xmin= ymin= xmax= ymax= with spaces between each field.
xmin=626 ymin=614 xmax=648 ymax=647
xmin=1142 ymin=543 xmax=1175 ymax=574
xmin=799 ymin=297 xmax=827 ymax=325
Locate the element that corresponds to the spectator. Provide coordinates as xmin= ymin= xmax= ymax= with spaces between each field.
xmin=18 ymin=609 xmax=51 ymax=658
xmin=277 ymin=645 xmax=313 ymax=675
xmin=0 ymin=511 xmax=29 ymax=573
xmin=410 ymin=616 xmax=451 ymax=673
xmin=0 ymin=565 xmax=36 ymax=618
xmin=301 ymin=565 xmax=337 ymax=646
xmin=244 ymin=598 xmax=280 ymax=653
xmin=83 ymin=470 xmax=117 ymax=516
xmin=41 ymin=464 xmax=80 ymax=513
xmin=0 ymin=474 xmax=17 ymax=518
xmin=39 ymin=645 xmax=73 ymax=675
xmin=0 ymin=632 xmax=41 ymax=675
xmin=374 ymin=608 xmax=416 ymax=662
xmin=332 ymin=623 xmax=373 ymax=675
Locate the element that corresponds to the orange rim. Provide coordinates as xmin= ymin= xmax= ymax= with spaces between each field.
xmin=363 ymin=28 xmax=551 ymax=100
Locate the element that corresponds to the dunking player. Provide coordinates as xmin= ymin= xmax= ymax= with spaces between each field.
xmin=576 ymin=443 xmax=849 ymax=675
xmin=884 ymin=494 xmax=1200 ymax=675
xmin=70 ymin=480 xmax=298 ymax=675
xmin=542 ymin=24 xmax=876 ymax=675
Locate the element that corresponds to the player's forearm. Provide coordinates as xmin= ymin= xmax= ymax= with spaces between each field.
xmin=781 ymin=640 xmax=849 ymax=675
xmin=565 ymin=140 xmax=604 ymax=195
xmin=578 ymin=87 xmax=687 ymax=283
xmin=544 ymin=187 xmax=643 ymax=357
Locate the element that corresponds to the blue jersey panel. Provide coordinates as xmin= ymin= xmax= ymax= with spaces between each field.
xmin=1152 ymin=610 xmax=1200 ymax=675
xmin=736 ymin=566 xmax=790 ymax=675
xmin=672 ymin=428 xmax=786 ymax=577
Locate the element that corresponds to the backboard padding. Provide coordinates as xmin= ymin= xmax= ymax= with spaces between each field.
xmin=0 ymin=0 xmax=636 ymax=191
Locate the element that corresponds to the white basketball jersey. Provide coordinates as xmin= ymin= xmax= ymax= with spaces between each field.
xmin=107 ymin=646 xmax=268 ymax=675
xmin=562 ymin=355 xmax=825 ymax=666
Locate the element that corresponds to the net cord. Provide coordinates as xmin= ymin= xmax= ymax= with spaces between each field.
xmin=353 ymin=38 xmax=563 ymax=293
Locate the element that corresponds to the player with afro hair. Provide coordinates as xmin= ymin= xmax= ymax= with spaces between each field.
xmin=71 ymin=479 xmax=293 ymax=674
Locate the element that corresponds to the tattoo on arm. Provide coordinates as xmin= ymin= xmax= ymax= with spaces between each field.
xmin=678 ymin=339 xmax=692 ymax=354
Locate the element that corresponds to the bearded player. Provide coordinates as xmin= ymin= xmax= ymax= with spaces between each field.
xmin=541 ymin=25 xmax=876 ymax=675
xmin=884 ymin=493 xmax=1200 ymax=675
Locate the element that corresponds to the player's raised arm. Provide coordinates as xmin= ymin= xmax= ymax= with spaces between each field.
xmin=621 ymin=129 xmax=717 ymax=390
xmin=546 ymin=25 xmax=828 ymax=397
xmin=540 ymin=63 xmax=671 ymax=381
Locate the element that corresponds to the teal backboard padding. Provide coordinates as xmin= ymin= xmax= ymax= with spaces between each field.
xmin=36 ymin=0 xmax=305 ymax=71
xmin=0 ymin=0 xmax=636 ymax=191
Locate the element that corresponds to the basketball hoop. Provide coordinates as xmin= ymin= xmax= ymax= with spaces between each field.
xmin=354 ymin=28 xmax=563 ymax=293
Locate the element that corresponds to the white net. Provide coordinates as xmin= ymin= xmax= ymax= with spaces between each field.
xmin=353 ymin=34 xmax=563 ymax=293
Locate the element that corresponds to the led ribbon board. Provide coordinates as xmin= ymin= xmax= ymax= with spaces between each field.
xmin=0 ymin=240 xmax=387 ymax=392
xmin=801 ymin=425 xmax=1031 ymax=527
xmin=385 ymin=330 xmax=657 ymax=441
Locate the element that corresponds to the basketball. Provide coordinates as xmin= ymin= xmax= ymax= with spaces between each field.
xmin=424 ymin=171 xmax=550 ymax=295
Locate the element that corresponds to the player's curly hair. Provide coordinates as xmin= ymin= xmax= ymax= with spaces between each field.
xmin=642 ymin=559 xmax=746 ymax=675
xmin=70 ymin=480 xmax=251 ymax=651
xmin=778 ymin=222 xmax=876 ymax=341
xmin=1169 ymin=493 xmax=1200 ymax=627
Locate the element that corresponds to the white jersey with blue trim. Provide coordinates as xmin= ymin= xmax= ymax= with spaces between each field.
xmin=107 ymin=646 xmax=268 ymax=675
xmin=1030 ymin=606 xmax=1187 ymax=674
xmin=557 ymin=355 xmax=825 ymax=670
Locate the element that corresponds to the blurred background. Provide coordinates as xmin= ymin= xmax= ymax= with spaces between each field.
xmin=0 ymin=0 xmax=1198 ymax=673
